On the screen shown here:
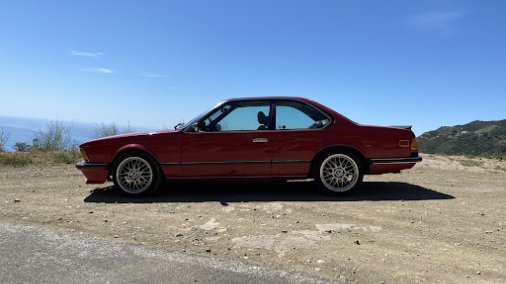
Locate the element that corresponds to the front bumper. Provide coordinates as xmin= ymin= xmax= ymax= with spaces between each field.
xmin=75 ymin=161 xmax=109 ymax=184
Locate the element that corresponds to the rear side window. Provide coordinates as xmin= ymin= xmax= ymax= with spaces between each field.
xmin=275 ymin=101 xmax=330 ymax=130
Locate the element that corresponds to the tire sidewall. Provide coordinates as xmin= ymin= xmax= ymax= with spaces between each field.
xmin=112 ymin=151 xmax=162 ymax=196
xmin=313 ymin=151 xmax=364 ymax=194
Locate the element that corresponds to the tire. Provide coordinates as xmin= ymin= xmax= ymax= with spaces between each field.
xmin=313 ymin=151 xmax=364 ymax=194
xmin=112 ymin=151 xmax=162 ymax=196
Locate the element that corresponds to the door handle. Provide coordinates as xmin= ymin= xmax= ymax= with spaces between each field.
xmin=252 ymin=138 xmax=269 ymax=143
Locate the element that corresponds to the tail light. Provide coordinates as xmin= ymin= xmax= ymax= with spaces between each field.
xmin=411 ymin=138 xmax=418 ymax=150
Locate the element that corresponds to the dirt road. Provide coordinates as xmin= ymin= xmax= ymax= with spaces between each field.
xmin=1 ymin=155 xmax=505 ymax=283
xmin=0 ymin=223 xmax=328 ymax=284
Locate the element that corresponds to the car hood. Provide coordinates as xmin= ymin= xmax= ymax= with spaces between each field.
xmin=80 ymin=129 xmax=179 ymax=148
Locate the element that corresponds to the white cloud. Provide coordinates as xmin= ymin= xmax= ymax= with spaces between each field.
xmin=409 ymin=10 xmax=467 ymax=31
xmin=141 ymin=71 xmax=165 ymax=78
xmin=71 ymin=50 xmax=104 ymax=58
xmin=79 ymin=68 xmax=114 ymax=74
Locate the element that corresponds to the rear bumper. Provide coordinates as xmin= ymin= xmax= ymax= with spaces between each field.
xmin=75 ymin=161 xmax=109 ymax=184
xmin=369 ymin=156 xmax=422 ymax=165
xmin=368 ymin=155 xmax=422 ymax=174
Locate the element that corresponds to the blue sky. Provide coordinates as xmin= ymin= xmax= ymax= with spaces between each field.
xmin=0 ymin=0 xmax=504 ymax=135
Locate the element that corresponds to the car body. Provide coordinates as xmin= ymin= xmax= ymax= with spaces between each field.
xmin=76 ymin=97 xmax=421 ymax=195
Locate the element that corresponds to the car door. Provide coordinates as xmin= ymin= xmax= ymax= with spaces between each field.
xmin=270 ymin=100 xmax=332 ymax=177
xmin=181 ymin=101 xmax=273 ymax=177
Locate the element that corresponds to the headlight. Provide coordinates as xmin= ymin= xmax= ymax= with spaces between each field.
xmin=79 ymin=148 xmax=89 ymax=161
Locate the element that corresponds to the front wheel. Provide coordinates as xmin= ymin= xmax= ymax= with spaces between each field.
xmin=112 ymin=152 xmax=162 ymax=196
xmin=314 ymin=152 xmax=363 ymax=194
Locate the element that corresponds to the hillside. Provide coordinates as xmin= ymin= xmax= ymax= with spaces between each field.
xmin=418 ymin=119 xmax=506 ymax=157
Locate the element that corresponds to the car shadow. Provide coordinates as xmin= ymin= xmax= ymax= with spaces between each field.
xmin=83 ymin=181 xmax=454 ymax=204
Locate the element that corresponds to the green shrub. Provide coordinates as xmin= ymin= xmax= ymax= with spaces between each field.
xmin=481 ymin=152 xmax=505 ymax=160
xmin=94 ymin=122 xmax=134 ymax=138
xmin=95 ymin=122 xmax=120 ymax=138
xmin=14 ymin=142 xmax=31 ymax=152
xmin=36 ymin=121 xmax=73 ymax=151
xmin=0 ymin=153 xmax=32 ymax=167
xmin=0 ymin=128 xmax=9 ymax=152
xmin=52 ymin=149 xmax=81 ymax=164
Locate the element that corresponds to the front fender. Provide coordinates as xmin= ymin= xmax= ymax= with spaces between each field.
xmin=113 ymin=144 xmax=158 ymax=162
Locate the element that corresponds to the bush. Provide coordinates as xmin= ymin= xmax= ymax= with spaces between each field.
xmin=0 ymin=128 xmax=9 ymax=152
xmin=52 ymin=149 xmax=81 ymax=164
xmin=94 ymin=122 xmax=134 ymax=138
xmin=36 ymin=121 xmax=73 ymax=151
xmin=481 ymin=152 xmax=506 ymax=161
xmin=95 ymin=122 xmax=119 ymax=138
xmin=0 ymin=153 xmax=32 ymax=167
xmin=14 ymin=142 xmax=31 ymax=152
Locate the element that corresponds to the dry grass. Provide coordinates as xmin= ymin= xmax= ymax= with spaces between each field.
xmin=0 ymin=149 xmax=81 ymax=167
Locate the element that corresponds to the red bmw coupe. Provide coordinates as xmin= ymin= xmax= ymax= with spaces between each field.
xmin=76 ymin=97 xmax=421 ymax=195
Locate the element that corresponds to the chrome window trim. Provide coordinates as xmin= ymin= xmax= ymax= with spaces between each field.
xmin=182 ymin=98 xmax=334 ymax=133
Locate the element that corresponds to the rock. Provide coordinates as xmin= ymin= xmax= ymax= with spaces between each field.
xmin=14 ymin=198 xmax=20 ymax=203
xmin=354 ymin=240 xmax=361 ymax=245
xmin=476 ymin=271 xmax=481 ymax=275
xmin=88 ymin=211 xmax=93 ymax=214
xmin=205 ymin=248 xmax=211 ymax=252
xmin=281 ymin=230 xmax=288 ymax=233
xmin=325 ymin=230 xmax=332 ymax=233
xmin=317 ymin=259 xmax=325 ymax=264
xmin=114 ymin=235 xmax=119 ymax=238
xmin=174 ymin=233 xmax=183 ymax=237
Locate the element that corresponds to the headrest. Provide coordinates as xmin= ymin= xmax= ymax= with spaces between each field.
xmin=257 ymin=111 xmax=268 ymax=125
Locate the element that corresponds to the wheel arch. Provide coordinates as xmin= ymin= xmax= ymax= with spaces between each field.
xmin=110 ymin=144 xmax=160 ymax=175
xmin=309 ymin=145 xmax=369 ymax=177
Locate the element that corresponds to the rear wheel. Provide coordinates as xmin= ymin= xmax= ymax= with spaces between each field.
xmin=314 ymin=152 xmax=363 ymax=194
xmin=112 ymin=152 xmax=162 ymax=196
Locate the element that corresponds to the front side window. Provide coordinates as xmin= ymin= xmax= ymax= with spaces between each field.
xmin=200 ymin=102 xmax=271 ymax=132
xmin=275 ymin=101 xmax=330 ymax=130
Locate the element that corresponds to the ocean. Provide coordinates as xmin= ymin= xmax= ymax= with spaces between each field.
xmin=0 ymin=116 xmax=144 ymax=151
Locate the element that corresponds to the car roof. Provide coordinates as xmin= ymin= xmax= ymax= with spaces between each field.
xmin=223 ymin=96 xmax=311 ymax=103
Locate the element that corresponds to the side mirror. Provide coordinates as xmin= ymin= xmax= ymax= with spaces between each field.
xmin=197 ymin=121 xmax=206 ymax=130
xmin=189 ymin=122 xmax=199 ymax=132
